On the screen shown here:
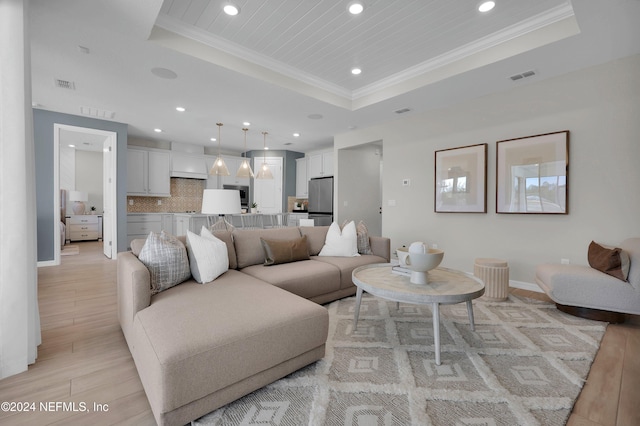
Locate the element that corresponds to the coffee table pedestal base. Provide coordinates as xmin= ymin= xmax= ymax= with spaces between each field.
xmin=354 ymin=287 xmax=477 ymax=366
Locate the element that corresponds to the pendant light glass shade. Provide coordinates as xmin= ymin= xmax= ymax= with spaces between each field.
xmin=256 ymin=131 xmax=274 ymax=180
xmin=209 ymin=123 xmax=230 ymax=176
xmin=236 ymin=128 xmax=254 ymax=178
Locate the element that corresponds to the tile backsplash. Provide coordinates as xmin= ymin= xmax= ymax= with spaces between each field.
xmin=127 ymin=178 xmax=206 ymax=213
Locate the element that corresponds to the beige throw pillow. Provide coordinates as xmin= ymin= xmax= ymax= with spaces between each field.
xmin=260 ymin=235 xmax=309 ymax=265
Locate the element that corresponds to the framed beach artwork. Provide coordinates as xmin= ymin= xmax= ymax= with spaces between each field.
xmin=496 ymin=130 xmax=569 ymax=214
xmin=434 ymin=143 xmax=487 ymax=213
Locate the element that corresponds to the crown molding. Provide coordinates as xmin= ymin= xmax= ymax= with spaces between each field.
xmin=155 ymin=15 xmax=352 ymax=100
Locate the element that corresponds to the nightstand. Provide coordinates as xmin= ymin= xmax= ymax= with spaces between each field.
xmin=66 ymin=215 xmax=103 ymax=242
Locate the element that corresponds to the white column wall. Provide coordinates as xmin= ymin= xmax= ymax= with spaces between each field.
xmin=0 ymin=0 xmax=41 ymax=378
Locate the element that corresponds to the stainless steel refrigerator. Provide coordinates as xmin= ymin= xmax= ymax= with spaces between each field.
xmin=308 ymin=177 xmax=333 ymax=226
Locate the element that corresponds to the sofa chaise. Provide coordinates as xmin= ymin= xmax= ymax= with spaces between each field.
xmin=535 ymin=237 xmax=640 ymax=322
xmin=117 ymin=225 xmax=390 ymax=426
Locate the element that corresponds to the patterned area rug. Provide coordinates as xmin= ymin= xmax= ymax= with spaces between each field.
xmin=193 ymin=293 xmax=606 ymax=425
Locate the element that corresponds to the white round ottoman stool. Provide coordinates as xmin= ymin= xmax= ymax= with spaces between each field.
xmin=474 ymin=258 xmax=509 ymax=301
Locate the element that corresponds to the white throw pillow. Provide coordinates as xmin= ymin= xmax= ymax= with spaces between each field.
xmin=186 ymin=226 xmax=229 ymax=284
xmin=318 ymin=221 xmax=360 ymax=257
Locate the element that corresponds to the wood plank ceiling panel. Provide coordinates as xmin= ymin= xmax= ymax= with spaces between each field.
xmin=159 ymin=0 xmax=571 ymax=91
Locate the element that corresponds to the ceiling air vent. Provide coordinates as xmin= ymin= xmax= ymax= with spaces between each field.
xmin=394 ymin=107 xmax=411 ymax=114
xmin=54 ymin=78 xmax=76 ymax=90
xmin=509 ymin=70 xmax=536 ymax=81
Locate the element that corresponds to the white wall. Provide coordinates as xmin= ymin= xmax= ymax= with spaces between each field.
xmin=59 ymin=145 xmax=75 ymax=195
xmin=75 ymin=150 xmax=103 ymax=213
xmin=335 ymin=54 xmax=640 ymax=284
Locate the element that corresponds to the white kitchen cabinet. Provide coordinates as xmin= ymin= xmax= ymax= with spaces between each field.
xmin=126 ymin=213 xmax=172 ymax=248
xmin=127 ymin=149 xmax=171 ymax=196
xmin=220 ymin=156 xmax=251 ymax=186
xmin=174 ymin=214 xmax=210 ymax=236
xmin=296 ymin=157 xmax=308 ymax=198
xmin=307 ymin=150 xmax=333 ymax=178
xmin=204 ymin=156 xmax=219 ymax=189
xmin=322 ymin=151 xmax=334 ymax=176
xmin=288 ymin=212 xmax=309 ymax=227
xmin=173 ymin=214 xmax=190 ymax=237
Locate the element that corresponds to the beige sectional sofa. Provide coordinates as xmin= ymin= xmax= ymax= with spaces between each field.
xmin=117 ymin=225 xmax=390 ymax=426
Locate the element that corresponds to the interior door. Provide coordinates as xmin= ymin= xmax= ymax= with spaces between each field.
xmin=253 ymin=157 xmax=283 ymax=213
xmin=103 ymin=139 xmax=114 ymax=258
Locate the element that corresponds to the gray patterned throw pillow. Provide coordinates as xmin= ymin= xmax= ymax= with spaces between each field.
xmin=139 ymin=231 xmax=191 ymax=294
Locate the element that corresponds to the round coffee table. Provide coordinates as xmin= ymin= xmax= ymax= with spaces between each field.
xmin=352 ymin=263 xmax=485 ymax=365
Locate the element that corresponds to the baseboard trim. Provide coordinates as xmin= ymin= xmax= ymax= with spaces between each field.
xmin=461 ymin=271 xmax=542 ymax=294
xmin=509 ymin=280 xmax=542 ymax=293
xmin=37 ymin=260 xmax=57 ymax=268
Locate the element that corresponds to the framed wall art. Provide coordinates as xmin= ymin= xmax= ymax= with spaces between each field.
xmin=496 ymin=130 xmax=569 ymax=214
xmin=434 ymin=143 xmax=487 ymax=213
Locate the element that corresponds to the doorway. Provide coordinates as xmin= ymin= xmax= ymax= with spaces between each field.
xmin=253 ymin=157 xmax=283 ymax=213
xmin=336 ymin=142 xmax=383 ymax=236
xmin=53 ymin=124 xmax=118 ymax=264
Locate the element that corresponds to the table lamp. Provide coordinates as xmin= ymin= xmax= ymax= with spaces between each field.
xmin=201 ymin=189 xmax=241 ymax=230
xmin=69 ymin=191 xmax=88 ymax=215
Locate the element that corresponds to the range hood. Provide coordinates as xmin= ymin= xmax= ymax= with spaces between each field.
xmin=170 ymin=142 xmax=208 ymax=179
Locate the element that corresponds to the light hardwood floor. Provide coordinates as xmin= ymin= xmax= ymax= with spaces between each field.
xmin=0 ymin=241 xmax=638 ymax=425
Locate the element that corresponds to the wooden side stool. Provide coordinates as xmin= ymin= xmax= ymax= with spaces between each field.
xmin=474 ymin=258 xmax=509 ymax=301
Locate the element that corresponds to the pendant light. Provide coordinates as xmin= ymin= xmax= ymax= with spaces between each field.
xmin=209 ymin=122 xmax=230 ymax=176
xmin=255 ymin=131 xmax=274 ymax=180
xmin=236 ymin=128 xmax=254 ymax=178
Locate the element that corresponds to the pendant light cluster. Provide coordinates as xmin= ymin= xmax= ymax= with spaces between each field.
xmin=208 ymin=123 xmax=272 ymax=180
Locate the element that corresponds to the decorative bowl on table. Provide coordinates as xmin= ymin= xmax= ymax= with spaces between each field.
xmin=405 ymin=248 xmax=444 ymax=285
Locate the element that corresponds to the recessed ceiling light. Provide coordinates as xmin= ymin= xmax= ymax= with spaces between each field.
xmin=351 ymin=68 xmax=362 ymax=75
xmin=154 ymin=128 xmax=162 ymax=133
xmin=478 ymin=1 xmax=495 ymax=12
xmin=176 ymin=106 xmax=186 ymax=112
xmin=223 ymin=4 xmax=240 ymax=15
xmin=68 ymin=144 xmax=75 ymax=148
xmin=243 ymin=121 xmax=251 ymax=126
xmin=264 ymin=147 xmax=269 ymax=150
xmin=293 ymin=133 xmax=300 ymax=137
xmin=210 ymin=137 xmax=217 ymax=142
xmin=348 ymin=2 xmax=364 ymax=15
xmin=307 ymin=113 xmax=323 ymax=120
